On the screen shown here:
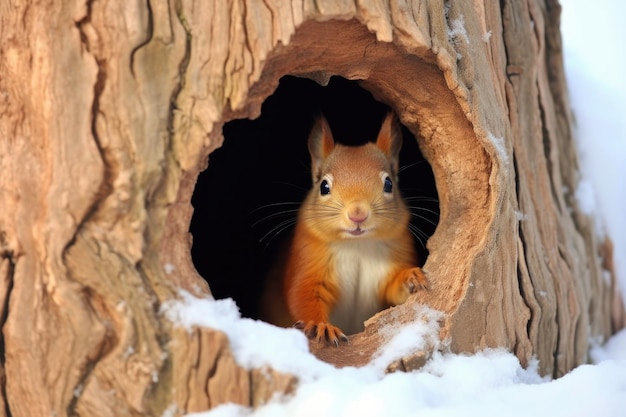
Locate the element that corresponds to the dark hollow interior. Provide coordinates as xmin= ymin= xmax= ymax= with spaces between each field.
xmin=190 ymin=76 xmax=439 ymax=319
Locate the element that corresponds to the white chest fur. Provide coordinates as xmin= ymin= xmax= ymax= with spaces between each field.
xmin=329 ymin=240 xmax=392 ymax=334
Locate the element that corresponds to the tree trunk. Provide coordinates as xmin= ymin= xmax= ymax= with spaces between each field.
xmin=0 ymin=0 xmax=623 ymax=416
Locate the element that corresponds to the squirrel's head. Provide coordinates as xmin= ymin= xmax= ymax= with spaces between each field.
xmin=300 ymin=112 xmax=410 ymax=241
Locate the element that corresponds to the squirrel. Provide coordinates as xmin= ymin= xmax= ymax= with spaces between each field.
xmin=260 ymin=112 xmax=427 ymax=346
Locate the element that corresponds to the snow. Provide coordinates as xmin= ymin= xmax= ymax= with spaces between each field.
xmin=172 ymin=1 xmax=626 ymax=415
xmin=368 ymin=306 xmax=442 ymax=371
xmin=447 ymin=15 xmax=469 ymax=45
xmin=177 ymin=323 xmax=626 ymax=417
xmin=592 ymin=327 xmax=626 ymax=363
xmin=164 ymin=263 xmax=176 ymax=274
xmin=166 ymin=294 xmax=626 ymax=417
xmin=561 ymin=0 xmax=626 ymax=302
xmin=446 ymin=14 xmax=468 ymax=60
xmin=574 ymin=178 xmax=597 ymax=216
xmin=161 ymin=291 xmax=332 ymax=379
xmin=488 ymin=132 xmax=509 ymax=165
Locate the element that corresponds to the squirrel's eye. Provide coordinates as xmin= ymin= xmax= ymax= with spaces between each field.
xmin=383 ymin=176 xmax=393 ymax=193
xmin=320 ymin=179 xmax=331 ymax=195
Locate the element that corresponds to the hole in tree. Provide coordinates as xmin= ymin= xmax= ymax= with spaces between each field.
xmin=189 ymin=75 xmax=439 ymax=321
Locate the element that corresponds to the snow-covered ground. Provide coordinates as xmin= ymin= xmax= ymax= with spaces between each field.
xmin=166 ymin=292 xmax=626 ymax=417
xmin=172 ymin=1 xmax=626 ymax=415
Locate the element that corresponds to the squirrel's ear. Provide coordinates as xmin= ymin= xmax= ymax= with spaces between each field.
xmin=308 ymin=116 xmax=335 ymax=181
xmin=376 ymin=112 xmax=403 ymax=172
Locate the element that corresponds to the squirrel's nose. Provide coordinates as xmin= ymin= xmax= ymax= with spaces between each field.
xmin=347 ymin=205 xmax=369 ymax=224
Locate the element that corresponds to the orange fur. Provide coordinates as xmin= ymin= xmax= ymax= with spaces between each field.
xmin=264 ymin=112 xmax=428 ymax=346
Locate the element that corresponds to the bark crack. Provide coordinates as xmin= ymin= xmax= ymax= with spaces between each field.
xmin=512 ymin=153 xmax=534 ymax=340
xmin=72 ymin=0 xmax=114 ymax=233
xmin=0 ymin=231 xmax=16 ymax=417
xmin=260 ymin=0 xmax=277 ymax=46
xmin=130 ymin=0 xmax=155 ymax=78
xmin=537 ymin=87 xmax=562 ymax=214
xmin=168 ymin=1 xmax=192 ymax=138
xmin=66 ymin=288 xmax=118 ymax=415
xmin=66 ymin=2 xmax=116 ymax=413
xmin=240 ymin=0 xmax=256 ymax=86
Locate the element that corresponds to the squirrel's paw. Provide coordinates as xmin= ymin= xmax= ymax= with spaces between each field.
xmin=294 ymin=320 xmax=349 ymax=347
xmin=403 ymin=267 xmax=428 ymax=294
xmin=387 ymin=267 xmax=428 ymax=305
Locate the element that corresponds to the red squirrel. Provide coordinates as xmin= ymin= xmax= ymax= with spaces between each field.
xmin=262 ymin=112 xmax=427 ymax=346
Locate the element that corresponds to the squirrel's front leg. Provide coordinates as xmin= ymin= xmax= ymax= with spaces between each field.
xmin=286 ymin=276 xmax=348 ymax=346
xmin=382 ymin=266 xmax=428 ymax=306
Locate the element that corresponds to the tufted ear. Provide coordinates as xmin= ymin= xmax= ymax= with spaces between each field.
xmin=307 ymin=116 xmax=335 ymax=182
xmin=375 ymin=112 xmax=403 ymax=174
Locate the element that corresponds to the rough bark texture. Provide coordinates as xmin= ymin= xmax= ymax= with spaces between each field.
xmin=0 ymin=0 xmax=623 ymax=416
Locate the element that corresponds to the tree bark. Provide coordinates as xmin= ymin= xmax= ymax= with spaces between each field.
xmin=0 ymin=0 xmax=623 ymax=416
